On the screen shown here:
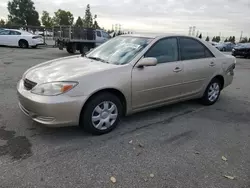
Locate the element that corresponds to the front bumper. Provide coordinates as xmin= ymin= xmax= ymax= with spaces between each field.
xmin=17 ymin=79 xmax=88 ymax=127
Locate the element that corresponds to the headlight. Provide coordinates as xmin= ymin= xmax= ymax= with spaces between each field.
xmin=31 ymin=82 xmax=78 ymax=96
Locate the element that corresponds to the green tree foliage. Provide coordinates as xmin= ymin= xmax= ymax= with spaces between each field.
xmin=232 ymin=36 xmax=235 ymax=43
xmin=240 ymin=37 xmax=248 ymax=43
xmin=75 ymin=16 xmax=83 ymax=27
xmin=41 ymin=11 xmax=53 ymax=27
xmin=53 ymin=9 xmax=74 ymax=26
xmin=83 ymin=4 xmax=93 ymax=28
xmin=7 ymin=0 xmax=40 ymax=26
xmin=224 ymin=38 xmax=228 ymax=42
xmin=82 ymin=5 xmax=100 ymax=29
xmin=198 ymin=33 xmax=202 ymax=39
xmin=248 ymin=38 xmax=250 ymax=42
xmin=0 ymin=19 xmax=5 ymax=26
xmin=205 ymin=36 xmax=209 ymax=41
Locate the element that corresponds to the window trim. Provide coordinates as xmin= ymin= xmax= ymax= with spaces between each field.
xmin=96 ymin=31 xmax=102 ymax=37
xmin=143 ymin=36 xmax=180 ymax=63
xmin=178 ymin=36 xmax=215 ymax=61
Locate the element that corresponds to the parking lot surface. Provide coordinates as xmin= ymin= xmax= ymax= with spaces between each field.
xmin=0 ymin=47 xmax=250 ymax=188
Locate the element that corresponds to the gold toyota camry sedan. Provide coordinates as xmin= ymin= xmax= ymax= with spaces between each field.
xmin=17 ymin=34 xmax=236 ymax=134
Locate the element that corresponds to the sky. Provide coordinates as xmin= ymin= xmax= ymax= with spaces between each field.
xmin=0 ymin=0 xmax=249 ymax=39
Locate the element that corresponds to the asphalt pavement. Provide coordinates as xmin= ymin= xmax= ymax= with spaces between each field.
xmin=0 ymin=47 xmax=250 ymax=188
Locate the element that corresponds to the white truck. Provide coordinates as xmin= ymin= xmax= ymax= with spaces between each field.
xmin=53 ymin=26 xmax=110 ymax=54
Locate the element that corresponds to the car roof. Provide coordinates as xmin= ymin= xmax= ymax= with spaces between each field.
xmin=121 ymin=33 xmax=198 ymax=39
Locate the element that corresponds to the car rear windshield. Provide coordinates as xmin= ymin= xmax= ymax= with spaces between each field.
xmin=86 ymin=36 xmax=153 ymax=65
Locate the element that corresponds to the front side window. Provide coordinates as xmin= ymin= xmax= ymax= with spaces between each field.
xmin=145 ymin=37 xmax=178 ymax=63
xmin=180 ymin=37 xmax=214 ymax=60
xmin=86 ymin=36 xmax=152 ymax=65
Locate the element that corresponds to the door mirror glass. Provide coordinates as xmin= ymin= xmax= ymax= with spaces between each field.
xmin=137 ymin=57 xmax=157 ymax=67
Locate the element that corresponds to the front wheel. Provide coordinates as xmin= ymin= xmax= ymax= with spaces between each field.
xmin=200 ymin=78 xmax=221 ymax=105
xmin=80 ymin=92 xmax=123 ymax=135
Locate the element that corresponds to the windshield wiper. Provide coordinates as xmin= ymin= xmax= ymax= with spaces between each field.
xmin=87 ymin=56 xmax=109 ymax=63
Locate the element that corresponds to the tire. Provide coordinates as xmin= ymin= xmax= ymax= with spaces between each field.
xmin=222 ymin=47 xmax=226 ymax=51
xmin=80 ymin=92 xmax=123 ymax=135
xmin=31 ymin=45 xmax=37 ymax=49
xmin=19 ymin=40 xmax=29 ymax=48
xmin=200 ymin=78 xmax=222 ymax=105
xmin=66 ymin=44 xmax=76 ymax=54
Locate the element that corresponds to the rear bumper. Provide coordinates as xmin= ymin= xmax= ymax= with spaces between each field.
xmin=17 ymin=79 xmax=88 ymax=127
xmin=232 ymin=50 xmax=250 ymax=57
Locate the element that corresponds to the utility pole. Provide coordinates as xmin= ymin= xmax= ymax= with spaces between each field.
xmin=192 ymin=26 xmax=196 ymax=36
xmin=188 ymin=27 xmax=192 ymax=36
xmin=240 ymin=31 xmax=243 ymax=42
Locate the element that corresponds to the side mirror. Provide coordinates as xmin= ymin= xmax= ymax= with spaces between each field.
xmin=136 ymin=57 xmax=157 ymax=67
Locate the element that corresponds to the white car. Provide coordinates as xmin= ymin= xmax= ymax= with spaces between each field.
xmin=0 ymin=29 xmax=44 ymax=48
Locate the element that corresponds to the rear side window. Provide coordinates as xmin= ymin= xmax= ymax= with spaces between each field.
xmin=10 ymin=31 xmax=21 ymax=35
xmin=96 ymin=31 xmax=101 ymax=37
xmin=179 ymin=37 xmax=214 ymax=60
xmin=145 ymin=37 xmax=178 ymax=63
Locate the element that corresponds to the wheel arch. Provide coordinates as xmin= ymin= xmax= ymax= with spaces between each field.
xmin=79 ymin=88 xmax=127 ymax=123
xmin=212 ymin=75 xmax=225 ymax=89
xmin=18 ymin=39 xmax=29 ymax=46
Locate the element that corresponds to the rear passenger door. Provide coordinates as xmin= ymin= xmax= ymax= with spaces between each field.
xmin=178 ymin=37 xmax=216 ymax=97
xmin=9 ymin=31 xmax=21 ymax=46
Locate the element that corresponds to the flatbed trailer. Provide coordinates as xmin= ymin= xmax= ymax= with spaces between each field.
xmin=53 ymin=26 xmax=105 ymax=54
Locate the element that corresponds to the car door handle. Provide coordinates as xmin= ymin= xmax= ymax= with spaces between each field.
xmin=173 ymin=67 xmax=182 ymax=72
xmin=209 ymin=62 xmax=215 ymax=67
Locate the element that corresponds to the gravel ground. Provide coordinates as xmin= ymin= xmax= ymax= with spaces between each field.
xmin=0 ymin=47 xmax=250 ymax=188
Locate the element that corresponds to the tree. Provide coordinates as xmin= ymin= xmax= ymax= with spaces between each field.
xmin=53 ymin=9 xmax=74 ymax=26
xmin=75 ymin=16 xmax=83 ymax=27
xmin=224 ymin=38 xmax=228 ymax=42
xmin=248 ymin=38 xmax=250 ymax=42
xmin=0 ymin=19 xmax=5 ymax=26
xmin=83 ymin=4 xmax=93 ymax=28
xmin=41 ymin=11 xmax=53 ymax=27
xmin=240 ymin=37 xmax=248 ymax=43
xmin=212 ymin=36 xmax=216 ymax=42
xmin=215 ymin=36 xmax=220 ymax=42
xmin=198 ymin=33 xmax=202 ymax=39
xmin=228 ymin=36 xmax=232 ymax=42
xmin=7 ymin=0 xmax=40 ymax=26
xmin=205 ymin=36 xmax=209 ymax=41
xmin=232 ymin=36 xmax=235 ymax=43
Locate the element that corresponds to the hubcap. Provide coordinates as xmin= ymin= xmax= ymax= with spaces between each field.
xmin=91 ymin=101 xmax=118 ymax=130
xmin=208 ymin=82 xmax=220 ymax=102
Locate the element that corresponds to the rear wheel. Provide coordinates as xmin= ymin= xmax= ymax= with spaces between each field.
xmin=19 ymin=40 xmax=29 ymax=48
xmin=80 ymin=92 xmax=123 ymax=135
xmin=200 ymin=78 xmax=222 ymax=105
xmin=66 ymin=43 xmax=76 ymax=54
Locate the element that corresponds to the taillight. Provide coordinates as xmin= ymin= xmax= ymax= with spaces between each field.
xmin=32 ymin=36 xmax=42 ymax=39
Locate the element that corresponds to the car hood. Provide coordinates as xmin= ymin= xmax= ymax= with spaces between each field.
xmin=24 ymin=55 xmax=118 ymax=83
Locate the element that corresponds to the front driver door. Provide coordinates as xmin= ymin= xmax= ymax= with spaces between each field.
xmin=0 ymin=30 xmax=10 ymax=45
xmin=132 ymin=37 xmax=183 ymax=110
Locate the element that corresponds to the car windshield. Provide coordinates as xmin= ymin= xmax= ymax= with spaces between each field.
xmin=86 ymin=36 xmax=153 ymax=65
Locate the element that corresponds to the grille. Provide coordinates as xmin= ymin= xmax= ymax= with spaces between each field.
xmin=24 ymin=79 xmax=37 ymax=90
